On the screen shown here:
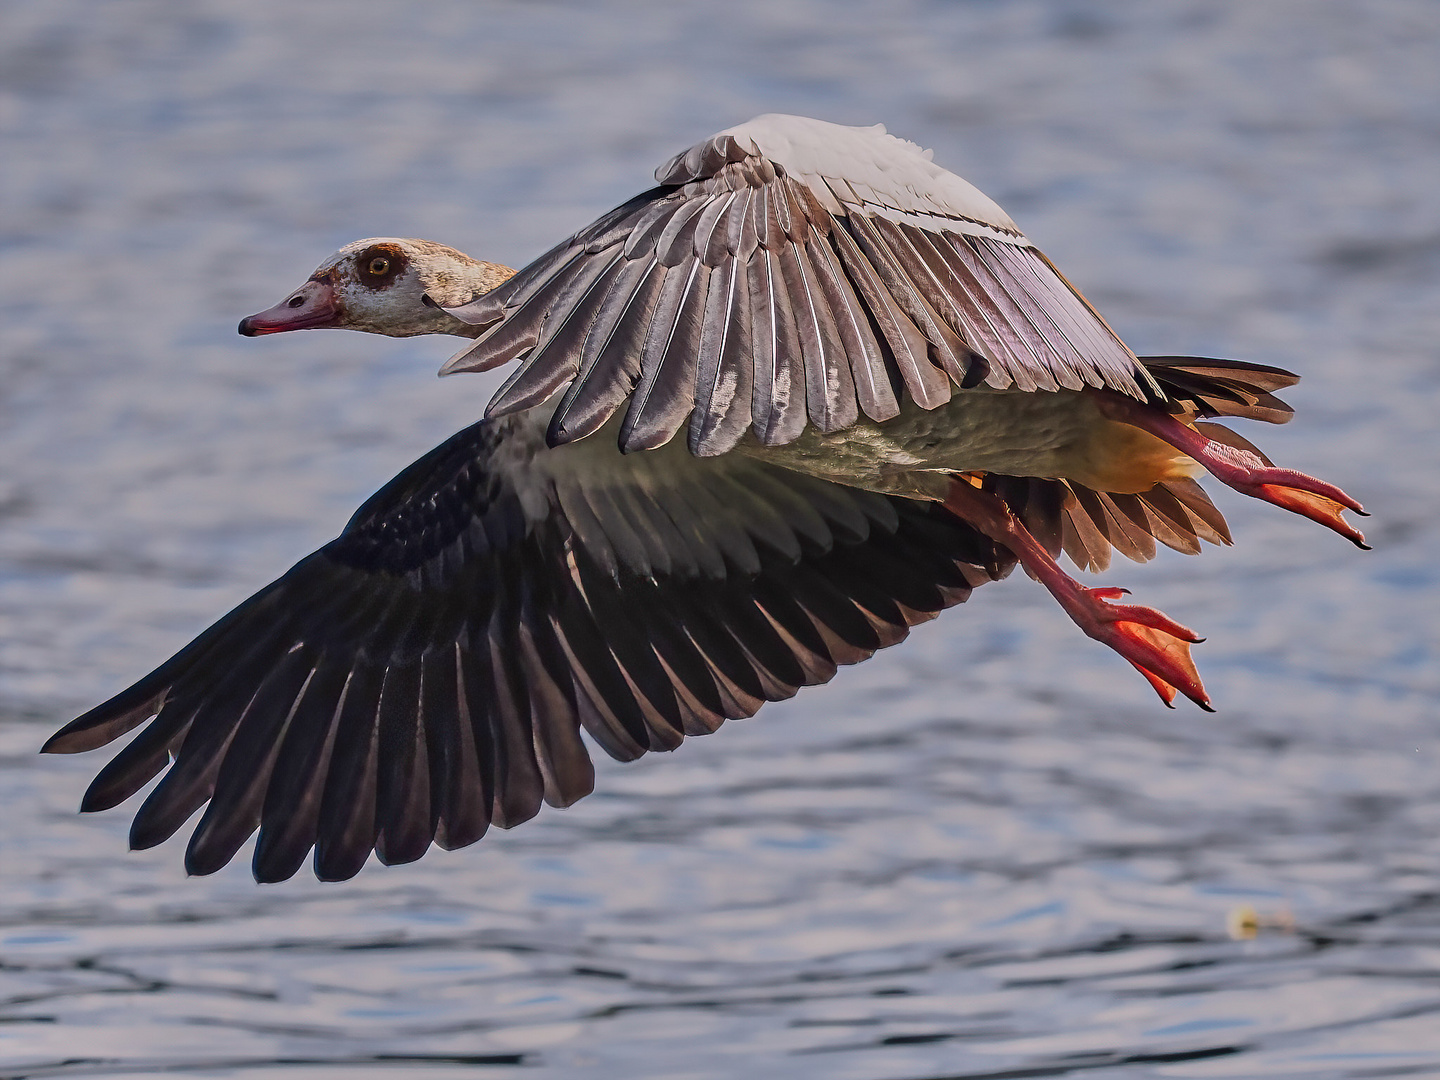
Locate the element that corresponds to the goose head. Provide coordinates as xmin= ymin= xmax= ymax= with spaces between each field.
xmin=238 ymin=238 xmax=514 ymax=339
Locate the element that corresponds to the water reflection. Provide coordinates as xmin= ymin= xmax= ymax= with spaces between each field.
xmin=4 ymin=0 xmax=1439 ymax=1077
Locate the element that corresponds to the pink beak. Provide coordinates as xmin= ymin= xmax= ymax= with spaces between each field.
xmin=238 ymin=279 xmax=341 ymax=336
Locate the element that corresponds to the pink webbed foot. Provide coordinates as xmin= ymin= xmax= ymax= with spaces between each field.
xmin=1198 ymin=441 xmax=1370 ymax=549
xmin=942 ymin=478 xmax=1212 ymax=710
xmin=1062 ymin=586 xmax=1211 ymax=711
xmin=1095 ymin=392 xmax=1369 ymax=549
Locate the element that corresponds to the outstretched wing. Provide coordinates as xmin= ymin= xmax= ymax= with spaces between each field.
xmin=441 ymin=114 xmax=1157 ymax=457
xmin=44 ymin=407 xmax=1007 ymax=883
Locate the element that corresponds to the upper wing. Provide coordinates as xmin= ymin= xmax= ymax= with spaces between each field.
xmin=44 ymin=407 xmax=1006 ymax=883
xmin=441 ymin=114 xmax=1158 ymax=457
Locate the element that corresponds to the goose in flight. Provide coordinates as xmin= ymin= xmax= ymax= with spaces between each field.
xmin=44 ymin=115 xmax=1366 ymax=882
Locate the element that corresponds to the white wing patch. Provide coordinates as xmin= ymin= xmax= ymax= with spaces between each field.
xmin=716 ymin=114 xmax=1023 ymax=241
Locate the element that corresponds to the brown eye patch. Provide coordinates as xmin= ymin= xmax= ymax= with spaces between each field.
xmin=355 ymin=244 xmax=408 ymax=290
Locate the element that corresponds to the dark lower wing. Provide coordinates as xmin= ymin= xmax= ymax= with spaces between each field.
xmin=45 ymin=412 xmax=1006 ymax=882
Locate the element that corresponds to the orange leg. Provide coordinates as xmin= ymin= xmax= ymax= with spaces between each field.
xmin=1094 ymin=391 xmax=1369 ymax=549
xmin=944 ymin=478 xmax=1212 ymax=711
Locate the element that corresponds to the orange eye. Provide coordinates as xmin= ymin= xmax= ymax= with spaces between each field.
xmin=367 ymin=257 xmax=390 ymax=276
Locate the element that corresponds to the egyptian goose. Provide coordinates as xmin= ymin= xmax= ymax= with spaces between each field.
xmin=45 ymin=115 xmax=1365 ymax=882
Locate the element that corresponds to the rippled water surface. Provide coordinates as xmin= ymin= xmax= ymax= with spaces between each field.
xmin=3 ymin=1 xmax=1439 ymax=1076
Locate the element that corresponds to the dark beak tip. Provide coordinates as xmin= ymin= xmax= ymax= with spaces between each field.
xmin=238 ymin=317 xmax=258 ymax=337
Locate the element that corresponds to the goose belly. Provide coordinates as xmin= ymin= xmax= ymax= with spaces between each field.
xmin=745 ymin=389 xmax=1199 ymax=500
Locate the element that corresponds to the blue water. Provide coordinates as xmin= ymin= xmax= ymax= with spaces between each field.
xmin=2 ymin=1 xmax=1439 ymax=1076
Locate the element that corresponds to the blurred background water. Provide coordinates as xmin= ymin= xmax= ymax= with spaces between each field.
xmin=2 ymin=1 xmax=1438 ymax=1077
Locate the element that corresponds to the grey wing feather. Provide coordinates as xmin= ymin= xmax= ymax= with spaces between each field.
xmin=443 ymin=132 xmax=1159 ymax=452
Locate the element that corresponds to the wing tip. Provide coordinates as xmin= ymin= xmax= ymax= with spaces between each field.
xmin=438 ymin=340 xmax=490 ymax=377
xmin=42 ymin=692 xmax=167 ymax=755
